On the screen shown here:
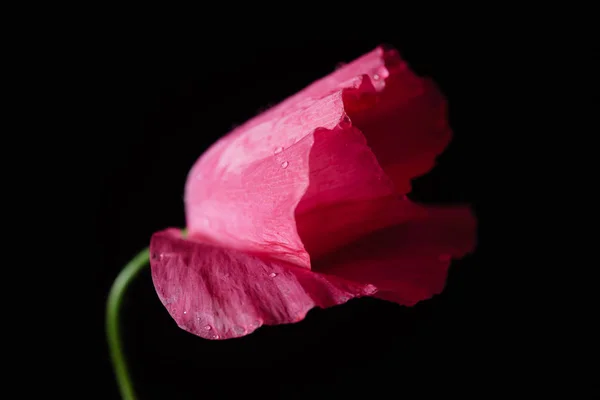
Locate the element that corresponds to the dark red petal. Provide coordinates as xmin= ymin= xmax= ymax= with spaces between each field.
xmin=312 ymin=205 xmax=477 ymax=306
xmin=344 ymin=52 xmax=451 ymax=194
xmin=150 ymin=229 xmax=376 ymax=340
xmin=295 ymin=124 xmax=405 ymax=259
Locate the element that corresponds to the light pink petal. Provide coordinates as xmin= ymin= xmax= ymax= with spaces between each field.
xmin=312 ymin=205 xmax=477 ymax=306
xmin=185 ymin=47 xmax=455 ymax=266
xmin=185 ymin=86 xmax=355 ymax=268
xmin=150 ymin=229 xmax=376 ymax=340
xmin=343 ymin=55 xmax=452 ymax=194
xmin=184 ymin=47 xmax=409 ymax=267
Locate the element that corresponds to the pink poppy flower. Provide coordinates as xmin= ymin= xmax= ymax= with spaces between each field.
xmin=150 ymin=46 xmax=476 ymax=340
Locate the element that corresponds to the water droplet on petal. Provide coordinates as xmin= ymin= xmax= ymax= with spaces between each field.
xmin=269 ymin=272 xmax=277 ymax=278
xmin=280 ymin=161 xmax=289 ymax=169
xmin=234 ymin=326 xmax=245 ymax=334
xmin=438 ymin=254 xmax=451 ymax=262
xmin=339 ymin=115 xmax=351 ymax=128
xmin=212 ymin=334 xmax=220 ymax=339
xmin=274 ymin=146 xmax=283 ymax=154
xmin=204 ymin=325 xmax=212 ymax=331
xmin=364 ymin=284 xmax=377 ymax=295
xmin=373 ymin=73 xmax=380 ymax=80
xmin=183 ymin=311 xmax=187 ymax=314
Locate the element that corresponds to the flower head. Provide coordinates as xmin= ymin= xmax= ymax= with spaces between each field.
xmin=150 ymin=46 xmax=476 ymax=339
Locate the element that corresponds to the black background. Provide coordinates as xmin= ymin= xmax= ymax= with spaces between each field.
xmin=70 ymin=34 xmax=498 ymax=399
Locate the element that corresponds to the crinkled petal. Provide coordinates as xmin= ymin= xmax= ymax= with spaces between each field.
xmin=312 ymin=205 xmax=477 ymax=305
xmin=294 ymin=69 xmax=455 ymax=257
xmin=185 ymin=46 xmax=455 ymax=267
xmin=150 ymin=229 xmax=376 ymax=340
xmin=184 ymin=47 xmax=414 ymax=268
xmin=156 ymin=46 xmax=478 ymax=339
xmin=343 ymin=57 xmax=451 ymax=194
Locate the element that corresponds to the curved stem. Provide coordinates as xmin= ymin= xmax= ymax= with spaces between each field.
xmin=106 ymin=247 xmax=150 ymax=400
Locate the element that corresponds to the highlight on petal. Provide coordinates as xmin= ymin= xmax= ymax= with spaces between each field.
xmin=151 ymin=46 xmax=477 ymax=339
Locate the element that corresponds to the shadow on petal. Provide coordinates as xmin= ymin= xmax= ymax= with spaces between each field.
xmin=312 ymin=205 xmax=477 ymax=306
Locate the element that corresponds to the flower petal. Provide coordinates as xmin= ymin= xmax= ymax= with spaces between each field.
xmin=294 ymin=71 xmax=453 ymax=258
xmin=295 ymin=124 xmax=404 ymax=259
xmin=312 ymin=205 xmax=477 ymax=306
xmin=343 ymin=55 xmax=451 ymax=194
xmin=159 ymin=46 xmax=478 ymax=339
xmin=150 ymin=229 xmax=376 ymax=340
xmin=185 ymin=46 xmax=454 ymax=267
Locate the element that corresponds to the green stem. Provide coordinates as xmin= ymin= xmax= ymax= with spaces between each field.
xmin=106 ymin=247 xmax=150 ymax=400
